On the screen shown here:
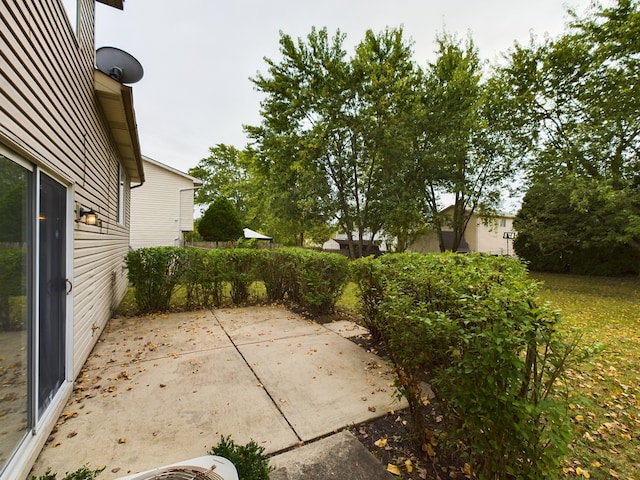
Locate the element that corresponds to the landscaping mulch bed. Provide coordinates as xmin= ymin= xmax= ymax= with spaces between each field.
xmin=348 ymin=332 xmax=473 ymax=480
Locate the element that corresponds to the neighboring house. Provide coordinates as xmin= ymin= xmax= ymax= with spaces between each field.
xmin=130 ymin=156 xmax=202 ymax=249
xmin=0 ymin=1 xmax=144 ymax=478
xmin=409 ymin=206 xmax=517 ymax=256
xmin=322 ymin=238 xmax=382 ymax=257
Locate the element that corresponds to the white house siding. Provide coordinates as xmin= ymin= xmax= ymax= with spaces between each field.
xmin=472 ymin=216 xmax=516 ymax=256
xmin=408 ymin=209 xmax=517 ymax=256
xmin=0 ymin=1 xmax=141 ymax=477
xmin=130 ymin=157 xmax=201 ymax=249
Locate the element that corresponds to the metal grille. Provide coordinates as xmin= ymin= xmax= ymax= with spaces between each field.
xmin=133 ymin=466 xmax=224 ymax=480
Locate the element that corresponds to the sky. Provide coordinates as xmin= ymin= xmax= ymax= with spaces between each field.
xmin=95 ymin=1 xmax=591 ymax=176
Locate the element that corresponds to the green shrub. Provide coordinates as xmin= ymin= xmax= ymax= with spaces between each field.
xmin=183 ymin=248 xmax=226 ymax=308
xmin=125 ymin=247 xmax=186 ymax=313
xmin=209 ymin=435 xmax=273 ymax=480
xmin=289 ymin=248 xmax=349 ymax=315
xmin=223 ymin=249 xmax=262 ymax=305
xmin=30 ymin=465 xmax=104 ymax=480
xmin=255 ymin=248 xmax=297 ymax=303
xmin=351 ymin=252 xmax=575 ymax=479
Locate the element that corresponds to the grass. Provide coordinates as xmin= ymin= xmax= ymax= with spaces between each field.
xmin=531 ymin=273 xmax=640 ymax=480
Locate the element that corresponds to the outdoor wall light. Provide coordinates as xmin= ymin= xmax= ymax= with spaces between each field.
xmin=79 ymin=207 xmax=99 ymax=226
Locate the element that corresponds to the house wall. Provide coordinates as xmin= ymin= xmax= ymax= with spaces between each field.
xmin=130 ymin=159 xmax=198 ymax=249
xmin=0 ymin=1 xmax=133 ymax=477
xmin=408 ymin=212 xmax=517 ymax=255
xmin=474 ymin=216 xmax=516 ymax=256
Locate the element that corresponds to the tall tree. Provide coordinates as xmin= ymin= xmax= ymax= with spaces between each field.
xmin=189 ymin=144 xmax=252 ymax=223
xmin=414 ymin=34 xmax=516 ymax=252
xmin=198 ymin=197 xmax=243 ymax=242
xmin=247 ymin=27 xmax=420 ymax=257
xmin=499 ymin=0 xmax=640 ymax=268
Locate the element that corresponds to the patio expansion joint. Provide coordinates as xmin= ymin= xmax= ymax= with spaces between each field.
xmin=211 ymin=310 xmax=303 ymax=443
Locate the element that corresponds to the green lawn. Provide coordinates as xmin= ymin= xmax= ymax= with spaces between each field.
xmin=531 ymin=273 xmax=639 ymax=480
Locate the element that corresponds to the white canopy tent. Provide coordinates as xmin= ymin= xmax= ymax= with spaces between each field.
xmin=243 ymin=227 xmax=272 ymax=242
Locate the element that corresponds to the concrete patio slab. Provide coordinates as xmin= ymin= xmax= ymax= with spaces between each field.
xmin=269 ymin=430 xmax=395 ymax=480
xmin=30 ymin=306 xmax=406 ymax=480
xmin=235 ymin=331 xmax=401 ymax=441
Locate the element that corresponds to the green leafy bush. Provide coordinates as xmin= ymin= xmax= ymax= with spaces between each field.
xmin=352 ymin=252 xmax=575 ymax=479
xmin=125 ymin=247 xmax=186 ymax=313
xmin=209 ymin=435 xmax=273 ymax=480
xmin=183 ymin=248 xmax=226 ymax=308
xmin=289 ymin=248 xmax=350 ymax=315
xmin=223 ymin=249 xmax=262 ymax=305
xmin=30 ymin=465 xmax=104 ymax=480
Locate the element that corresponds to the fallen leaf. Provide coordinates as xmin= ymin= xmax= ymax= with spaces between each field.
xmin=386 ymin=464 xmax=401 ymax=476
xmin=405 ymin=459 xmax=413 ymax=473
xmin=374 ymin=435 xmax=388 ymax=448
xmin=118 ymin=437 xmax=126 ymax=444
xmin=422 ymin=443 xmax=436 ymax=457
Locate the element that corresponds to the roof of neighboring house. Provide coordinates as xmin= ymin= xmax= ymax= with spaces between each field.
xmin=331 ymin=239 xmax=379 ymax=247
xmin=142 ymin=155 xmax=203 ymax=186
xmin=440 ymin=205 xmax=516 ymax=218
xmin=243 ymin=228 xmax=272 ymax=240
xmin=441 ymin=231 xmax=471 ymax=253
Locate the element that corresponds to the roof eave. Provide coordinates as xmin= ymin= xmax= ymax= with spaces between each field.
xmin=94 ymin=70 xmax=145 ymax=183
xmin=96 ymin=0 xmax=124 ymax=10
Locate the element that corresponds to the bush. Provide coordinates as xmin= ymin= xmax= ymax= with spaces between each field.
xmin=125 ymin=247 xmax=186 ymax=313
xmin=351 ymin=252 xmax=575 ymax=479
xmin=288 ymin=248 xmax=350 ymax=315
xmin=209 ymin=435 xmax=273 ymax=480
xmin=223 ymin=249 xmax=262 ymax=305
xmin=30 ymin=465 xmax=104 ymax=480
xmin=183 ymin=248 xmax=226 ymax=308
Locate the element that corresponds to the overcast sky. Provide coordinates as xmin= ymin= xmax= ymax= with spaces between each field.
xmin=95 ymin=1 xmax=590 ymax=176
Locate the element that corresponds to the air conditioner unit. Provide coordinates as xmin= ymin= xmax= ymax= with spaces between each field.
xmin=116 ymin=455 xmax=238 ymax=480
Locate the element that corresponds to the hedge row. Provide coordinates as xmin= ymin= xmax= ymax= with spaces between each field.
xmin=351 ymin=252 xmax=575 ymax=480
xmin=124 ymin=246 xmax=349 ymax=315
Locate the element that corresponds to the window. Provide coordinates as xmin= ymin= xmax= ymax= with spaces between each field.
xmin=118 ymin=164 xmax=127 ymax=225
xmin=61 ymin=0 xmax=78 ymax=35
xmin=499 ymin=219 xmax=507 ymax=228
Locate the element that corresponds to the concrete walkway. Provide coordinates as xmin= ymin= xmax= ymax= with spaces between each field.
xmin=30 ymin=306 xmax=405 ymax=479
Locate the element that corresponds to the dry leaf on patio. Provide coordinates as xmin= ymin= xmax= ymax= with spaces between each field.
xmin=118 ymin=437 xmax=126 ymax=444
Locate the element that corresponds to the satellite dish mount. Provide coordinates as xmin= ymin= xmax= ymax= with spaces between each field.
xmin=96 ymin=46 xmax=144 ymax=84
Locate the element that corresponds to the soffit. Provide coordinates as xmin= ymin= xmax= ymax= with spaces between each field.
xmin=94 ymin=69 xmax=144 ymax=183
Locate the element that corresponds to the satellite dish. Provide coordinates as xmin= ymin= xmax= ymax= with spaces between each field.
xmin=96 ymin=46 xmax=144 ymax=84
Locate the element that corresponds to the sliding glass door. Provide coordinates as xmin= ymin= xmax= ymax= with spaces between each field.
xmin=0 ymin=155 xmax=31 ymax=471
xmin=0 ymin=155 xmax=69 ymax=474
xmin=37 ymin=173 xmax=67 ymax=415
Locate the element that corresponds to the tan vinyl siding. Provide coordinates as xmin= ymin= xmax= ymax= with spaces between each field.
xmin=130 ymin=159 xmax=199 ymax=249
xmin=1 ymin=0 xmax=133 ymax=378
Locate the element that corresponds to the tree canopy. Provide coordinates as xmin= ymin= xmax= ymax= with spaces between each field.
xmin=500 ymin=0 xmax=640 ymax=273
xmin=198 ymin=197 xmax=243 ymax=242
